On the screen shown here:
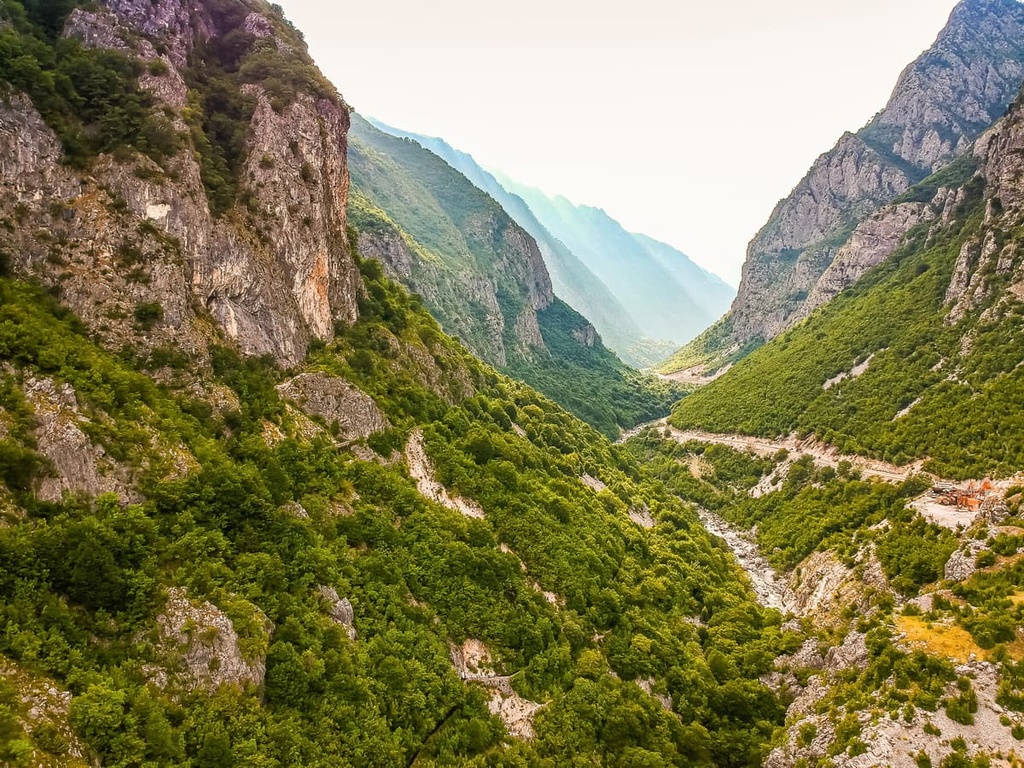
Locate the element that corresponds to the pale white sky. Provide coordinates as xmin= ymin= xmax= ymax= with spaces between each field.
xmin=278 ymin=0 xmax=960 ymax=285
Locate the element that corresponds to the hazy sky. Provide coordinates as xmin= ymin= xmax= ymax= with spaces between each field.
xmin=278 ymin=0 xmax=961 ymax=285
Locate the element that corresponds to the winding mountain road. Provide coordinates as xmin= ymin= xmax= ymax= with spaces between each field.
xmin=619 ymin=418 xmax=927 ymax=485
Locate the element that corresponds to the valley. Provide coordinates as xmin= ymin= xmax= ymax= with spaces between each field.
xmin=1 ymin=0 xmax=1024 ymax=766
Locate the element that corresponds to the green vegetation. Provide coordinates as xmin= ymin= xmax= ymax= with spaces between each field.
xmin=506 ymin=300 xmax=681 ymax=438
xmin=670 ymin=172 xmax=1024 ymax=478
xmin=657 ymin=316 xmax=762 ymax=377
xmin=894 ymin=153 xmax=981 ymax=205
xmin=347 ymin=138 xmax=677 ymax=438
xmin=0 ymin=0 xmax=176 ymax=168
xmin=0 ymin=254 xmax=790 ymax=765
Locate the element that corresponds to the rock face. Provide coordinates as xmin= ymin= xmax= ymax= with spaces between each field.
xmin=942 ymin=77 xmax=1024 ymax=321
xmin=783 ymin=549 xmax=890 ymax=621
xmin=276 ymin=372 xmax=388 ymax=443
xmin=155 ymin=588 xmax=271 ymax=692
xmin=768 ymin=657 xmax=1022 ymax=768
xmin=347 ymin=116 xmax=554 ymax=369
xmin=712 ymin=0 xmax=1024 ymax=362
xmin=317 ymin=586 xmax=357 ymax=640
xmin=25 ymin=376 xmax=138 ymax=503
xmin=0 ymin=0 xmax=360 ymax=367
xmin=405 ymin=430 xmax=486 ymax=519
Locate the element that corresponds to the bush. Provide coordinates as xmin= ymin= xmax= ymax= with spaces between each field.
xmin=133 ymin=301 xmax=163 ymax=329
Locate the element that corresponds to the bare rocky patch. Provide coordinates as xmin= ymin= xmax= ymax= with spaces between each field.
xmin=448 ymin=639 xmax=543 ymax=740
xmin=154 ymin=588 xmax=272 ymax=692
xmin=0 ymin=656 xmax=90 ymax=767
xmin=25 ymin=376 xmax=138 ymax=503
xmin=405 ymin=430 xmax=485 ymax=519
xmin=276 ymin=372 xmax=388 ymax=443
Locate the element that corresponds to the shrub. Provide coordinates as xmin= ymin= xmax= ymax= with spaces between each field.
xmin=133 ymin=301 xmax=163 ymax=329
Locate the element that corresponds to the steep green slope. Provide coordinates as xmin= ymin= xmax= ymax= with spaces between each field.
xmin=347 ymin=116 xmax=676 ymax=437
xmin=0 ymin=261 xmax=788 ymax=766
xmin=496 ymin=174 xmax=733 ymax=346
xmin=671 ymin=138 xmax=1024 ymax=478
xmin=365 ymin=120 xmax=676 ymax=368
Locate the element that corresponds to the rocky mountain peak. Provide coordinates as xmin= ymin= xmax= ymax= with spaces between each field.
xmin=865 ymin=0 xmax=1024 ymax=172
xmin=673 ymin=0 xmax=1024 ymax=374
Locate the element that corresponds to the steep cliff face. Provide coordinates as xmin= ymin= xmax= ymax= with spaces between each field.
xmin=866 ymin=0 xmax=1024 ymax=172
xmin=0 ymin=0 xmax=359 ymax=366
xmin=691 ymin=0 xmax=1024 ymax=369
xmin=347 ymin=115 xmax=554 ymax=369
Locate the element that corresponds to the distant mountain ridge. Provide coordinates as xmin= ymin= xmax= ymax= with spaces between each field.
xmin=663 ymin=0 xmax=1024 ymax=375
xmin=368 ymin=119 xmax=733 ymax=367
xmin=347 ymin=115 xmax=677 ymax=435
xmin=494 ymin=174 xmax=735 ymax=348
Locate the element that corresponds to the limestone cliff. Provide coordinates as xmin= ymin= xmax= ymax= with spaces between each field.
xmin=0 ymin=0 xmax=360 ymax=366
xmin=691 ymin=0 xmax=1024 ymax=369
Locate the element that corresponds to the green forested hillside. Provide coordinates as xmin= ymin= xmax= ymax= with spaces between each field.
xmin=346 ymin=129 xmax=678 ymax=438
xmin=0 ymin=255 xmax=788 ymax=766
xmin=364 ymin=120 xmax=679 ymax=368
xmin=671 ymin=168 xmax=1024 ymax=478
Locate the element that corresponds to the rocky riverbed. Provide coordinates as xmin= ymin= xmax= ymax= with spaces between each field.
xmin=697 ymin=508 xmax=789 ymax=612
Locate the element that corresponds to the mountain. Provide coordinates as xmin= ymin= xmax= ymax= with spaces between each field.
xmin=630 ymin=233 xmax=737 ymax=320
xmin=496 ymin=174 xmax=734 ymax=349
xmin=346 ymin=115 xmax=676 ymax=436
xmin=5 ymin=0 xmax=1024 ymax=766
xmin=0 ymin=0 xmax=786 ymax=764
xmin=663 ymin=0 xmax=1024 ymax=376
xmin=365 ymin=120 xmax=677 ymax=368
xmin=659 ymin=72 xmax=1024 ymax=765
xmin=671 ymin=78 xmax=1024 ymax=478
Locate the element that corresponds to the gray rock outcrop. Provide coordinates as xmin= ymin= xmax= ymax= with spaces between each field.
xmin=276 ymin=372 xmax=388 ymax=442
xmin=317 ymin=586 xmax=356 ymax=640
xmin=944 ymin=548 xmax=978 ymax=581
xmin=0 ymin=0 xmax=360 ymax=367
xmin=155 ymin=588 xmax=272 ymax=691
xmin=25 ymin=376 xmax=138 ymax=503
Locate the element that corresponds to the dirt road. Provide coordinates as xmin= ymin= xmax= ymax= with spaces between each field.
xmin=620 ymin=418 xmax=927 ymax=484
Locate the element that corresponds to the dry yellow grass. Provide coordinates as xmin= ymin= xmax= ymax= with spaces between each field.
xmin=1010 ymin=590 xmax=1024 ymax=606
xmin=896 ymin=616 xmax=990 ymax=663
xmin=898 ymin=615 xmax=1024 ymax=662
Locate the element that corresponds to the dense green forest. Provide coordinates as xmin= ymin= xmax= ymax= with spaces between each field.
xmin=7 ymin=0 xmax=1024 ymax=765
xmin=0 ymin=253 xmax=794 ymax=765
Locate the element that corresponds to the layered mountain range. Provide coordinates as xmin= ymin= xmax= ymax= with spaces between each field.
xmin=345 ymin=115 xmax=675 ymax=436
xmin=663 ymin=0 xmax=1024 ymax=376
xmin=368 ymin=120 xmax=734 ymax=368
xmin=4 ymin=0 xmax=1024 ymax=766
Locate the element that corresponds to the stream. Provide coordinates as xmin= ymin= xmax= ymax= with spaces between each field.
xmin=696 ymin=508 xmax=789 ymax=612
